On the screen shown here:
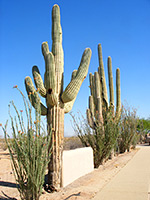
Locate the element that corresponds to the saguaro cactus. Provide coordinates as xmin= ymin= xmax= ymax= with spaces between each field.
xmin=24 ymin=4 xmax=91 ymax=189
xmin=87 ymin=44 xmax=121 ymax=130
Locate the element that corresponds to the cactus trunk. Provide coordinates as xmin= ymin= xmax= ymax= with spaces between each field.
xmin=47 ymin=5 xmax=64 ymax=188
xmin=24 ymin=4 xmax=91 ymax=189
xmin=47 ymin=107 xmax=64 ymax=188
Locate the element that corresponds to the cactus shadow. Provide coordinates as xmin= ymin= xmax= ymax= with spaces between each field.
xmin=64 ymin=192 xmax=81 ymax=200
xmin=138 ymin=143 xmax=150 ymax=147
xmin=0 ymin=181 xmax=19 ymax=188
xmin=0 ymin=191 xmax=17 ymax=200
xmin=44 ymin=174 xmax=48 ymax=184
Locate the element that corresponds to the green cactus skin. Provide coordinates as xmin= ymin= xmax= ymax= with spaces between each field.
xmin=116 ymin=68 xmax=121 ymax=118
xmin=32 ymin=66 xmax=47 ymax=97
xmin=61 ymin=48 xmax=91 ymax=103
xmin=107 ymin=56 xmax=114 ymax=108
xmin=89 ymin=96 xmax=94 ymax=117
xmin=25 ymin=76 xmax=47 ymax=115
xmin=98 ymin=44 xmax=108 ymax=109
xmin=94 ymin=72 xmax=101 ymax=103
xmin=24 ymin=4 xmax=91 ymax=189
xmin=87 ymin=44 xmax=121 ymax=129
xmin=87 ymin=108 xmax=95 ymax=129
xmin=64 ymin=70 xmax=78 ymax=113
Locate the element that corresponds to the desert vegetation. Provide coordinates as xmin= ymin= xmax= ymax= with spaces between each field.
xmin=1 ymin=89 xmax=52 ymax=200
xmin=71 ymin=44 xmax=143 ymax=168
xmin=117 ymin=105 xmax=140 ymax=153
xmin=24 ymin=4 xmax=91 ymax=189
xmin=0 ymin=3 xmax=149 ymax=200
xmin=71 ymin=104 xmax=143 ymax=168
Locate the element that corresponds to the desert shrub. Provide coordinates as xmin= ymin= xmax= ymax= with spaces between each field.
xmin=71 ymin=109 xmax=119 ymax=168
xmin=1 ymin=88 xmax=52 ymax=200
xmin=137 ymin=118 xmax=150 ymax=143
xmin=138 ymin=118 xmax=150 ymax=133
xmin=117 ymin=105 xmax=139 ymax=153
xmin=63 ymin=137 xmax=83 ymax=150
xmin=0 ymin=137 xmax=8 ymax=151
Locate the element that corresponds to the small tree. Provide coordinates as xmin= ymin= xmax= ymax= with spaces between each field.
xmin=1 ymin=88 xmax=52 ymax=200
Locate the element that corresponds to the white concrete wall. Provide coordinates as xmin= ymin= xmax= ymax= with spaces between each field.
xmin=62 ymin=147 xmax=94 ymax=187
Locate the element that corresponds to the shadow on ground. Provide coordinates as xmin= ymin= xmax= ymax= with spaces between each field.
xmin=138 ymin=143 xmax=150 ymax=147
xmin=0 ymin=153 xmax=10 ymax=156
xmin=64 ymin=192 xmax=81 ymax=200
xmin=0 ymin=181 xmax=19 ymax=188
xmin=0 ymin=191 xmax=17 ymax=200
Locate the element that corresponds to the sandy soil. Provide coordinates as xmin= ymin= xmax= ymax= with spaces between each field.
xmin=0 ymin=148 xmax=138 ymax=200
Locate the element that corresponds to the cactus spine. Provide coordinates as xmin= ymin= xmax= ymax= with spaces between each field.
xmin=87 ymin=44 xmax=121 ymax=129
xmin=24 ymin=4 xmax=91 ymax=189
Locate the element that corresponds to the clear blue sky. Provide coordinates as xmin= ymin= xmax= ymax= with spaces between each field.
xmin=0 ymin=0 xmax=150 ymax=137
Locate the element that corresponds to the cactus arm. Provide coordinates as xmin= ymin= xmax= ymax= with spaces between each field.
xmin=89 ymin=73 xmax=95 ymax=105
xmin=42 ymin=43 xmax=56 ymax=91
xmin=89 ymin=96 xmax=95 ymax=117
xmin=61 ymin=48 xmax=92 ymax=103
xmin=71 ymin=70 xmax=77 ymax=79
xmin=107 ymin=56 xmax=114 ymax=108
xmin=64 ymin=101 xmax=75 ymax=113
xmin=89 ymin=73 xmax=95 ymax=98
xmin=94 ymin=72 xmax=103 ymax=123
xmin=97 ymin=98 xmax=103 ymax=123
xmin=86 ymin=108 xmax=95 ymax=129
xmin=92 ymin=74 xmax=97 ymax=106
xmin=64 ymin=103 xmax=73 ymax=114
xmin=94 ymin=72 xmax=101 ymax=104
xmin=32 ymin=66 xmax=46 ymax=97
xmin=116 ymin=68 xmax=121 ymax=117
xmin=98 ymin=44 xmax=108 ymax=108
xmin=64 ymin=70 xmax=77 ymax=113
xmin=24 ymin=76 xmax=47 ymax=115
xmin=42 ymin=43 xmax=58 ymax=107
xmin=42 ymin=42 xmax=49 ymax=58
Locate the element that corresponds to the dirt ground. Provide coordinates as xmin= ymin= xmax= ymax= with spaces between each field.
xmin=0 ymin=148 xmax=138 ymax=200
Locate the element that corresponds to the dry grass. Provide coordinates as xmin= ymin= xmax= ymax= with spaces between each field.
xmin=0 ymin=138 xmax=7 ymax=151
xmin=0 ymin=136 xmax=83 ymax=151
xmin=64 ymin=136 xmax=84 ymax=150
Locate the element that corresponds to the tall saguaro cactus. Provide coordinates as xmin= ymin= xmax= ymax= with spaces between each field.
xmin=87 ymin=44 xmax=121 ymax=130
xmin=24 ymin=4 xmax=91 ymax=189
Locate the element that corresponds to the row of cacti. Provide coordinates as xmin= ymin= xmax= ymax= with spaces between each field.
xmin=87 ymin=44 xmax=121 ymax=130
xmin=24 ymin=4 xmax=91 ymax=189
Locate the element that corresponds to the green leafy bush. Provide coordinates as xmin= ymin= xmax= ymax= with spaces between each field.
xmin=117 ymin=105 xmax=139 ymax=153
xmin=1 ymin=88 xmax=52 ymax=200
xmin=71 ymin=109 xmax=119 ymax=168
xmin=137 ymin=118 xmax=150 ymax=143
